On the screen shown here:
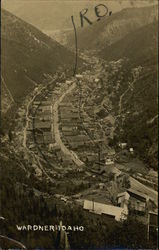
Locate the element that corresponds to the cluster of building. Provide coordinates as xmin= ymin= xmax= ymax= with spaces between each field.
xmin=25 ymin=80 xmax=82 ymax=176
xmin=27 ymin=98 xmax=53 ymax=147
xmin=117 ymin=188 xmax=156 ymax=215
xmin=59 ymin=87 xmax=98 ymax=163
xmin=83 ymin=187 xmax=157 ymax=222
xmin=58 ymin=74 xmax=114 ymax=168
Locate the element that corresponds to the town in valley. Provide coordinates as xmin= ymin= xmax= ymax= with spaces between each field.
xmin=0 ymin=1 xmax=158 ymax=249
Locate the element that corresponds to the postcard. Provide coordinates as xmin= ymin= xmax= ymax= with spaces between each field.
xmin=0 ymin=0 xmax=158 ymax=249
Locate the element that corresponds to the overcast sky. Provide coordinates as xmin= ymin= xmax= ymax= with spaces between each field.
xmin=1 ymin=0 xmax=158 ymax=30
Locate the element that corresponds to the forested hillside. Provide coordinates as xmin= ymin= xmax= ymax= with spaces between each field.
xmin=66 ymin=5 xmax=157 ymax=51
xmin=100 ymin=21 xmax=158 ymax=169
xmin=1 ymin=9 xmax=74 ymax=102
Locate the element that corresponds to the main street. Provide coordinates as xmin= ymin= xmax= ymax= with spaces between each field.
xmin=52 ymin=81 xmax=84 ymax=168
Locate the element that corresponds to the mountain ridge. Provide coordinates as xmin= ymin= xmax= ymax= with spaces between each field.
xmin=65 ymin=4 xmax=157 ymax=50
xmin=99 ymin=21 xmax=158 ymax=66
xmin=1 ymin=8 xmax=75 ymax=103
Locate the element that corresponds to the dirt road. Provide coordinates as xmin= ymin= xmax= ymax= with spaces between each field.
xmin=52 ymin=82 xmax=84 ymax=167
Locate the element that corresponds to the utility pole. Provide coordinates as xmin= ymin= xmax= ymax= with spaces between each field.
xmin=92 ymin=198 xmax=95 ymax=212
xmin=98 ymin=147 xmax=100 ymax=166
xmin=98 ymin=141 xmax=102 ymax=169
xmin=147 ymin=212 xmax=150 ymax=241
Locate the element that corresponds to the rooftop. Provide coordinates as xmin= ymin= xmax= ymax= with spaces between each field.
xmin=34 ymin=122 xmax=51 ymax=129
xmin=127 ymin=188 xmax=149 ymax=201
xmin=83 ymin=200 xmax=127 ymax=221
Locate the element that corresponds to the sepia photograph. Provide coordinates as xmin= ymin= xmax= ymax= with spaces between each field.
xmin=0 ymin=0 xmax=158 ymax=249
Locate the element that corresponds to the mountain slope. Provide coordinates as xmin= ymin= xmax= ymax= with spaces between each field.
xmin=1 ymin=9 xmax=74 ymax=102
xmin=100 ymin=21 xmax=158 ymax=66
xmin=66 ymin=5 xmax=157 ymax=51
xmin=2 ymin=0 xmax=157 ymax=31
xmin=101 ymin=21 xmax=158 ymax=169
